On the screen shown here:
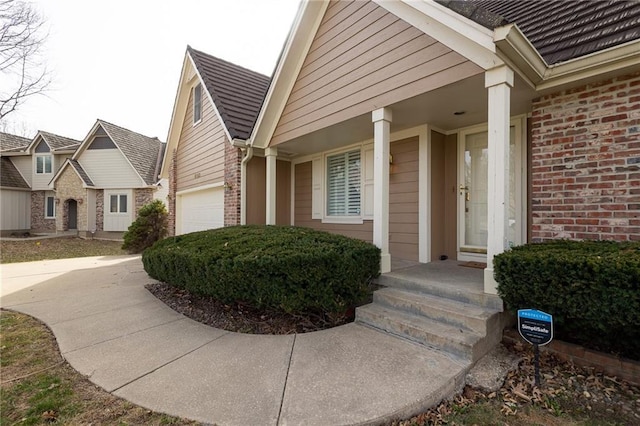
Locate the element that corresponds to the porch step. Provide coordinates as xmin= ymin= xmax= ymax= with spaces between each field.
xmin=356 ymin=303 xmax=486 ymax=362
xmin=375 ymin=273 xmax=503 ymax=311
xmin=373 ymin=287 xmax=501 ymax=335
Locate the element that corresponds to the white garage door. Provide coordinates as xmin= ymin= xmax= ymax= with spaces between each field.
xmin=178 ymin=187 xmax=224 ymax=234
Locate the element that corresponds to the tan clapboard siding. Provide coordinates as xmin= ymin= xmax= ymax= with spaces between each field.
xmin=271 ymin=1 xmax=482 ymax=145
xmin=294 ymin=161 xmax=373 ymax=242
xmin=176 ymin=88 xmax=228 ymax=192
xmin=246 ymin=157 xmax=291 ymax=225
xmin=389 ymin=137 xmax=419 ymax=261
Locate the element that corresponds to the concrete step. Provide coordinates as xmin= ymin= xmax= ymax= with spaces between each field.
xmin=373 ymin=287 xmax=501 ymax=335
xmin=356 ymin=303 xmax=487 ymax=362
xmin=375 ymin=274 xmax=503 ymax=311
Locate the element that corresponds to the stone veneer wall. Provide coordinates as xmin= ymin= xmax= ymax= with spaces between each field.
xmin=530 ymin=71 xmax=640 ymax=241
xmin=168 ymin=148 xmax=177 ymax=236
xmin=30 ymin=191 xmax=56 ymax=232
xmin=224 ymin=142 xmax=242 ymax=226
xmin=95 ymin=190 xmax=104 ymax=231
xmin=54 ymin=167 xmax=88 ymax=232
xmin=135 ymin=188 xmax=155 ymax=216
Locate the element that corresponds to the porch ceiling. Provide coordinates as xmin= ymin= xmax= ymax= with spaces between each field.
xmin=277 ymin=73 xmax=536 ymax=157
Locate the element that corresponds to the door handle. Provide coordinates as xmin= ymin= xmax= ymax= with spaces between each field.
xmin=459 ymin=185 xmax=469 ymax=195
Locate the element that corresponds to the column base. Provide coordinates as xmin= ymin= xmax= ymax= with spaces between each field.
xmin=484 ymin=267 xmax=498 ymax=294
xmin=380 ymin=253 xmax=391 ymax=274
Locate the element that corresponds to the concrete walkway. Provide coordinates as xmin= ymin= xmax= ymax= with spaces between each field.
xmin=0 ymin=257 xmax=469 ymax=425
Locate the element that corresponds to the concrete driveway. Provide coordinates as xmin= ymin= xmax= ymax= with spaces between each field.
xmin=0 ymin=256 xmax=468 ymax=425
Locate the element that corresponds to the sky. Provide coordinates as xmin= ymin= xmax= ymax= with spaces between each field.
xmin=4 ymin=0 xmax=300 ymax=142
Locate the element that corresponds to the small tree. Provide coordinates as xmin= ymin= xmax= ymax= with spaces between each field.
xmin=122 ymin=199 xmax=168 ymax=254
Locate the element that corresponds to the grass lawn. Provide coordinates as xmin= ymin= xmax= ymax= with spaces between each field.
xmin=0 ymin=310 xmax=198 ymax=425
xmin=0 ymin=237 xmax=126 ymax=264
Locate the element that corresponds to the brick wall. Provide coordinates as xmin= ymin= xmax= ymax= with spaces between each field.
xmin=168 ymin=148 xmax=177 ymax=236
xmin=55 ymin=167 xmax=88 ymax=232
xmin=95 ymin=190 xmax=104 ymax=231
xmin=530 ymin=71 xmax=640 ymax=241
xmin=224 ymin=142 xmax=242 ymax=226
xmin=30 ymin=191 xmax=55 ymax=232
xmin=134 ymin=188 xmax=155 ymax=216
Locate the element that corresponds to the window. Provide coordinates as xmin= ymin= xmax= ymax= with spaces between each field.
xmin=193 ymin=84 xmax=202 ymax=123
xmin=326 ymin=150 xmax=361 ymax=216
xmin=109 ymin=194 xmax=128 ymax=213
xmin=45 ymin=196 xmax=55 ymax=218
xmin=36 ymin=155 xmax=52 ymax=174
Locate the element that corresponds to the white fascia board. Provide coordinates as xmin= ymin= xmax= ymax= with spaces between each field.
xmin=494 ymin=24 xmax=546 ymax=88
xmin=71 ymin=120 xmax=102 ymax=161
xmin=25 ymin=133 xmax=49 ymax=154
xmin=160 ymin=53 xmax=191 ymax=179
xmin=186 ymin=53 xmax=233 ymax=144
xmin=376 ymin=0 xmax=503 ymax=70
xmin=249 ymin=0 xmax=330 ymax=150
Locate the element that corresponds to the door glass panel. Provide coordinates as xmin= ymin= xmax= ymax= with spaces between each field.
xmin=463 ymin=132 xmax=488 ymax=248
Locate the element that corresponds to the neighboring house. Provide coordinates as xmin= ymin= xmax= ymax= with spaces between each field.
xmin=161 ymin=46 xmax=293 ymax=235
xmin=50 ymin=120 xmax=166 ymax=238
xmin=243 ymin=0 xmax=639 ymax=295
xmin=0 ymin=131 xmax=80 ymax=234
xmin=0 ymin=121 xmax=167 ymax=238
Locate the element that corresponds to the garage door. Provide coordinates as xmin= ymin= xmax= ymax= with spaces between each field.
xmin=178 ymin=187 xmax=224 ymax=234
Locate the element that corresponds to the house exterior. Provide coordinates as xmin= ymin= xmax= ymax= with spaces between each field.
xmin=0 ymin=131 xmax=80 ymax=234
xmin=244 ymin=0 xmax=640 ymax=295
xmin=160 ymin=46 xmax=296 ymax=236
xmin=0 ymin=121 xmax=167 ymax=238
xmin=162 ymin=1 xmax=639 ymax=295
xmin=50 ymin=120 xmax=167 ymax=238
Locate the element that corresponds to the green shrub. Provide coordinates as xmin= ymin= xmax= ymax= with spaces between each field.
xmin=142 ymin=225 xmax=380 ymax=316
xmin=494 ymin=240 xmax=640 ymax=359
xmin=122 ymin=200 xmax=168 ymax=253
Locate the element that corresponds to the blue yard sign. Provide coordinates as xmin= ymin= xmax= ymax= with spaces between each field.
xmin=518 ymin=309 xmax=553 ymax=346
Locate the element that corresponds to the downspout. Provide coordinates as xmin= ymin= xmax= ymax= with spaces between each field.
xmin=240 ymin=144 xmax=254 ymax=225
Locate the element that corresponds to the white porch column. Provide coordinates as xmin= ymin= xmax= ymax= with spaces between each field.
xmin=265 ymin=147 xmax=277 ymax=225
xmin=372 ymin=107 xmax=392 ymax=273
xmin=484 ymin=66 xmax=514 ymax=294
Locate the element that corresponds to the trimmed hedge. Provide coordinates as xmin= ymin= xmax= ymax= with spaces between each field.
xmin=142 ymin=225 xmax=380 ymax=316
xmin=494 ymin=240 xmax=640 ymax=359
xmin=122 ymin=200 xmax=168 ymax=254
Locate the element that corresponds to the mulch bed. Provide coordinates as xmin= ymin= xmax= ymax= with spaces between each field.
xmin=145 ymin=282 xmax=354 ymax=334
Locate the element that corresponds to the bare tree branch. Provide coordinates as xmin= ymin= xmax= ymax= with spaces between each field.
xmin=0 ymin=0 xmax=50 ymax=120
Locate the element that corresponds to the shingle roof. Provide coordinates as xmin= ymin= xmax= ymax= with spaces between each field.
xmin=439 ymin=0 xmax=640 ymax=64
xmin=188 ymin=46 xmax=271 ymax=140
xmin=68 ymin=159 xmax=94 ymax=187
xmin=39 ymin=131 xmax=81 ymax=151
xmin=97 ymin=120 xmax=165 ymax=185
xmin=0 ymin=157 xmax=30 ymax=189
xmin=0 ymin=132 xmax=31 ymax=152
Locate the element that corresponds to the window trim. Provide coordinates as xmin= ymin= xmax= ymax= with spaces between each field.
xmin=45 ymin=195 xmax=55 ymax=219
xmin=193 ymin=83 xmax=202 ymax=125
xmin=108 ymin=193 xmax=128 ymax=215
xmin=323 ymin=147 xmax=364 ymax=224
xmin=35 ymin=154 xmax=53 ymax=174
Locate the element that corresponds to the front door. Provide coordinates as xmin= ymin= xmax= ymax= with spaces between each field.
xmin=457 ymin=121 xmax=524 ymax=261
xmin=68 ymin=200 xmax=77 ymax=230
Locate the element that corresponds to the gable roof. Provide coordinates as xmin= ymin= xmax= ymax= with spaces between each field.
xmin=438 ymin=0 xmax=640 ymax=64
xmin=0 ymin=132 xmax=31 ymax=153
xmin=68 ymin=159 xmax=95 ymax=186
xmin=0 ymin=157 xmax=30 ymax=189
xmin=38 ymin=131 xmax=82 ymax=151
xmin=87 ymin=120 xmax=165 ymax=186
xmin=188 ymin=46 xmax=271 ymax=140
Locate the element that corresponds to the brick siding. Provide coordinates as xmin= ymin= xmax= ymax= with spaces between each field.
xmin=224 ymin=142 xmax=242 ymax=226
xmin=167 ymin=148 xmax=177 ymax=236
xmin=134 ymin=188 xmax=155 ymax=216
xmin=30 ymin=191 xmax=55 ymax=232
xmin=530 ymin=71 xmax=640 ymax=241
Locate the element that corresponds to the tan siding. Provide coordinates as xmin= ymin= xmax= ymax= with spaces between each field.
xmin=176 ymin=87 xmax=228 ymax=192
xmin=80 ymin=150 xmax=143 ymax=188
xmin=389 ymin=137 xmax=419 ymax=261
xmin=12 ymin=156 xmax=32 ymax=186
xmin=246 ymin=157 xmax=291 ymax=225
xmin=444 ymin=133 xmax=458 ymax=259
xmin=294 ymin=161 xmax=373 ymax=241
xmin=271 ymin=0 xmax=482 ymax=145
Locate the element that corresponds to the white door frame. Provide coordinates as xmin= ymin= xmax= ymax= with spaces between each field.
xmin=456 ymin=116 xmax=527 ymax=262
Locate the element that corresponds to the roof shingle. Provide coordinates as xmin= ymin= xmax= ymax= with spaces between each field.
xmin=39 ymin=131 xmax=81 ymax=151
xmin=188 ymin=46 xmax=271 ymax=140
xmin=68 ymin=159 xmax=94 ymax=187
xmin=0 ymin=132 xmax=31 ymax=152
xmin=439 ymin=0 xmax=640 ymax=64
xmin=0 ymin=157 xmax=30 ymax=189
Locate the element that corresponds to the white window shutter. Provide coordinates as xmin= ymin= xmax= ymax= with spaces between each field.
xmin=311 ymin=156 xmax=322 ymax=219
xmin=363 ymin=147 xmax=374 ymax=219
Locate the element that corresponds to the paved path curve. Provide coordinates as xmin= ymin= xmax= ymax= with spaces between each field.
xmin=0 ymin=256 xmax=468 ymax=425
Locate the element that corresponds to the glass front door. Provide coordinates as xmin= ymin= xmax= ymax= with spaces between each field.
xmin=458 ymin=123 xmax=522 ymax=261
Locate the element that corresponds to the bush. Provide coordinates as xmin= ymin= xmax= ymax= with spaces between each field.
xmin=494 ymin=240 xmax=640 ymax=359
xmin=122 ymin=200 xmax=168 ymax=253
xmin=142 ymin=225 xmax=380 ymax=316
